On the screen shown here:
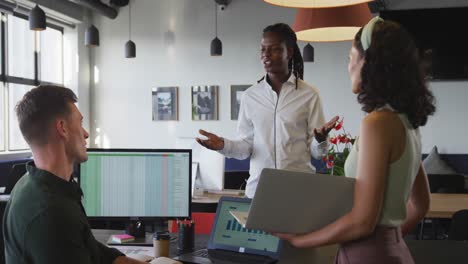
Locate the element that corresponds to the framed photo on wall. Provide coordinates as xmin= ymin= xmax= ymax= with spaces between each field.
xmin=192 ymin=85 xmax=219 ymax=121
xmin=230 ymin=85 xmax=251 ymax=120
xmin=152 ymin=87 xmax=178 ymax=121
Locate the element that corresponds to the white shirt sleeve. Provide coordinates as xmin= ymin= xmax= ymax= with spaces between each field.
xmin=218 ymin=94 xmax=253 ymax=160
xmin=307 ymin=92 xmax=329 ymax=160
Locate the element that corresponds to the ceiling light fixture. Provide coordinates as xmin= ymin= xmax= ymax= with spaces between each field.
xmin=264 ymin=0 xmax=373 ymax=8
xmin=29 ymin=4 xmax=46 ymax=31
xmin=85 ymin=25 xmax=100 ymax=47
xmin=210 ymin=1 xmax=222 ymax=56
xmin=293 ymin=3 xmax=372 ymax=42
xmin=303 ymin=43 xmax=314 ymax=62
xmin=125 ymin=0 xmax=136 ymax=58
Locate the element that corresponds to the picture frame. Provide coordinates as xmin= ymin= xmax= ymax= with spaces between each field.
xmin=230 ymin=85 xmax=251 ymax=120
xmin=192 ymin=85 xmax=219 ymax=121
xmin=152 ymin=87 xmax=178 ymax=121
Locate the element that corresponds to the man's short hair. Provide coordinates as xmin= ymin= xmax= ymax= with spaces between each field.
xmin=15 ymin=85 xmax=77 ymax=146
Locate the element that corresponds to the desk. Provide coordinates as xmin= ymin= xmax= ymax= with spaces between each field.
xmin=93 ymin=229 xmax=209 ymax=258
xmin=427 ymin=193 xmax=468 ymax=218
xmin=191 ymin=189 xmax=244 ymax=212
xmin=94 ymin=229 xmax=468 ymax=264
xmin=192 ymin=189 xmax=244 ymax=204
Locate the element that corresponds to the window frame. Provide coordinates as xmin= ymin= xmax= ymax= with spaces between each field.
xmin=0 ymin=12 xmax=64 ymax=154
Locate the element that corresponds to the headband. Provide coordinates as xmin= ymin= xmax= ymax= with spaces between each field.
xmin=361 ymin=16 xmax=384 ymax=51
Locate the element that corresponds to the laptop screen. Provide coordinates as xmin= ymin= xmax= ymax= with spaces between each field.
xmin=208 ymin=197 xmax=281 ymax=258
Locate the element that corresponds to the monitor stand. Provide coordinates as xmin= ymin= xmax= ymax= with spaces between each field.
xmin=125 ymin=221 xmax=146 ymax=238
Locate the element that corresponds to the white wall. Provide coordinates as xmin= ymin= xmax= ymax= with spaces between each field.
xmin=89 ymin=0 xmax=468 ymax=154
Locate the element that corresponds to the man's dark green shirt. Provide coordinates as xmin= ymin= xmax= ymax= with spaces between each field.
xmin=3 ymin=162 xmax=123 ymax=264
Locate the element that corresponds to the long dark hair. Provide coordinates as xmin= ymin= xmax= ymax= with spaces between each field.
xmin=259 ymin=23 xmax=304 ymax=89
xmin=354 ymin=20 xmax=435 ymax=128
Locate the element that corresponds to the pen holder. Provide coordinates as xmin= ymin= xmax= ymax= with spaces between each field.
xmin=178 ymin=221 xmax=195 ymax=251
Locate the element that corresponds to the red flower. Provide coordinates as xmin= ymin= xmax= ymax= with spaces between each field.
xmin=326 ymin=160 xmax=334 ymax=169
xmin=329 ymin=137 xmax=338 ymax=145
xmin=334 ymin=118 xmax=344 ymax=130
xmin=338 ymin=135 xmax=347 ymax=143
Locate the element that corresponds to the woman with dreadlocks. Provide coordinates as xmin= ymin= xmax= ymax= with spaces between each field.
xmin=197 ymin=23 xmax=338 ymax=198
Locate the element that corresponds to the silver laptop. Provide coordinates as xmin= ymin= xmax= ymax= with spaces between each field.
xmin=245 ymin=168 xmax=355 ymax=234
xmin=174 ymin=196 xmax=282 ymax=264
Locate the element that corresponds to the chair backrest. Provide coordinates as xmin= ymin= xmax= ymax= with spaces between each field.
xmin=224 ymin=170 xmax=249 ymax=190
xmin=428 ymin=174 xmax=465 ymax=193
xmin=5 ymin=163 xmax=27 ymax=194
xmin=448 ymin=210 xmax=468 ymax=241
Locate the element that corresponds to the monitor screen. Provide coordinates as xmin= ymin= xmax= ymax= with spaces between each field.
xmin=380 ymin=8 xmax=468 ymax=80
xmin=175 ymin=138 xmax=225 ymax=191
xmin=79 ymin=149 xmax=191 ymax=220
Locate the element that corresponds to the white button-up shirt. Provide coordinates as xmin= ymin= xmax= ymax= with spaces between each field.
xmin=220 ymin=75 xmax=328 ymax=198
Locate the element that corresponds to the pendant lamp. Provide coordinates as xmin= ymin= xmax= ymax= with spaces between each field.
xmin=264 ymin=0 xmax=373 ymax=8
xmin=29 ymin=4 xmax=46 ymax=31
xmin=125 ymin=1 xmax=136 ymax=58
xmin=210 ymin=1 xmax=222 ymax=56
xmin=85 ymin=25 xmax=100 ymax=47
xmin=303 ymin=43 xmax=314 ymax=62
xmin=293 ymin=3 xmax=372 ymax=42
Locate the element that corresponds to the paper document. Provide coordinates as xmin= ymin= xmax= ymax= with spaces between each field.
xmin=229 ymin=210 xmax=249 ymax=228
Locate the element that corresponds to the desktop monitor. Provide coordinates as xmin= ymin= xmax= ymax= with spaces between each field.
xmin=176 ymin=138 xmax=225 ymax=191
xmin=78 ymin=149 xmax=192 ymax=223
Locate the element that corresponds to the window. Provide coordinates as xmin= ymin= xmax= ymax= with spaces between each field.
xmin=7 ymin=15 xmax=35 ymax=79
xmin=0 ymin=83 xmax=4 ymax=152
xmin=8 ymin=84 xmax=34 ymax=150
xmin=40 ymin=27 xmax=63 ymax=84
xmin=1 ymin=13 xmax=64 ymax=154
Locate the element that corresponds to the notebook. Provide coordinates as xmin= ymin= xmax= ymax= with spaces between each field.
xmin=174 ymin=196 xmax=281 ymax=264
xmin=243 ymin=168 xmax=355 ymax=234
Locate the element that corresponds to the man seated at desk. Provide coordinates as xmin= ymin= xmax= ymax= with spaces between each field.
xmin=3 ymin=85 xmax=145 ymax=264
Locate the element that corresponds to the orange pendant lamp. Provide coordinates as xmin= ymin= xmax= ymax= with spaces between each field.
xmin=264 ymin=0 xmax=372 ymax=8
xmin=293 ymin=3 xmax=372 ymax=42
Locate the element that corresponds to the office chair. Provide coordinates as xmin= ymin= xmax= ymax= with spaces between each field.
xmin=223 ymin=171 xmax=249 ymax=190
xmin=5 ymin=163 xmax=27 ymax=194
xmin=419 ymin=174 xmax=466 ymax=239
xmin=428 ymin=174 xmax=465 ymax=194
xmin=448 ymin=210 xmax=468 ymax=241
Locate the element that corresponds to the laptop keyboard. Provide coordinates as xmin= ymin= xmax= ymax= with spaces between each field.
xmin=208 ymin=249 xmax=276 ymax=264
xmin=192 ymin=249 xmax=209 ymax=258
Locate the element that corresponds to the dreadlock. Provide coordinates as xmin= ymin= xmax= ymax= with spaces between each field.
xmin=258 ymin=23 xmax=304 ymax=89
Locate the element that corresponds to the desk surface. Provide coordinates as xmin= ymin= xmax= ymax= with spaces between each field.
xmin=93 ymin=229 xmax=468 ymax=264
xmin=427 ymin=193 xmax=468 ymax=218
xmin=192 ymin=189 xmax=245 ymax=204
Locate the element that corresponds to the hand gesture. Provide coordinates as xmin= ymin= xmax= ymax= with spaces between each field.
xmin=314 ymin=116 xmax=339 ymax=143
xmin=196 ymin=129 xmax=224 ymax=151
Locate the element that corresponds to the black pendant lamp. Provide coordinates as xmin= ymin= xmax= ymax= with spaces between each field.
xmin=210 ymin=2 xmax=222 ymax=56
xmin=303 ymin=43 xmax=314 ymax=62
xmin=29 ymin=4 xmax=46 ymax=31
xmin=125 ymin=1 xmax=136 ymax=58
xmin=85 ymin=25 xmax=100 ymax=47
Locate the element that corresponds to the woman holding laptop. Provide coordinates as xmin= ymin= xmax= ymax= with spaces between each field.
xmin=275 ymin=17 xmax=435 ymax=263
